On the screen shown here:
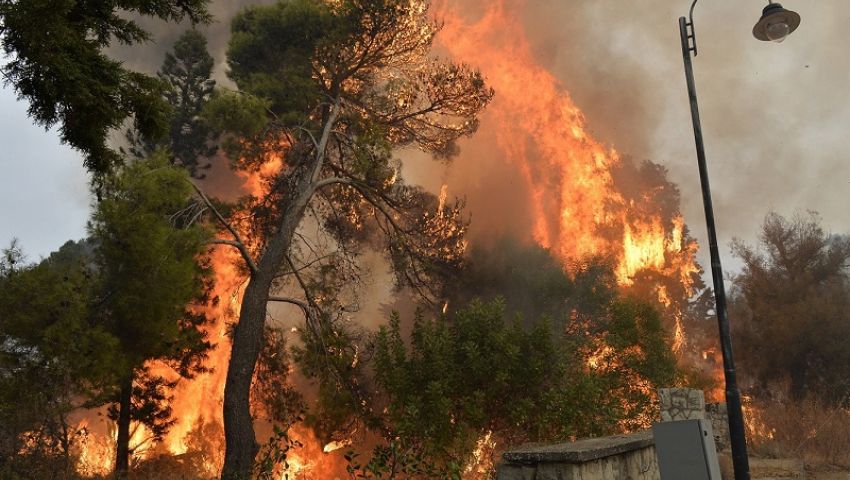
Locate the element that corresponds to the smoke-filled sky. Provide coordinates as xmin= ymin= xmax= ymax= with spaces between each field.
xmin=2 ymin=0 xmax=848 ymax=278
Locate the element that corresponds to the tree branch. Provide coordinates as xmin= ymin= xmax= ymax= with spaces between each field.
xmin=209 ymin=239 xmax=259 ymax=275
xmin=310 ymin=99 xmax=342 ymax=185
xmin=190 ymin=181 xmax=258 ymax=275
xmin=313 ymin=176 xmax=349 ymax=191
xmin=267 ymin=296 xmax=309 ymax=312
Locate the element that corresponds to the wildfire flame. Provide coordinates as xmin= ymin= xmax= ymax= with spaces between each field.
xmin=435 ymin=0 xmax=699 ymax=297
xmin=72 ymin=147 xmax=284 ymax=476
xmin=74 ymin=0 xmax=708 ymax=477
xmin=436 ymin=0 xmax=707 ymax=434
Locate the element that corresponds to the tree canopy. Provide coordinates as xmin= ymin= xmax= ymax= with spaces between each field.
xmin=730 ymin=212 xmax=850 ymax=404
xmin=126 ymin=29 xmax=219 ymax=178
xmin=0 ymin=155 xmax=212 ymax=478
xmin=0 ymin=0 xmax=211 ymax=180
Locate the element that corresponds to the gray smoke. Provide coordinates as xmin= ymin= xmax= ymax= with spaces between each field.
xmin=111 ymin=0 xmax=850 ymax=285
xmin=517 ymin=0 xmax=850 ymax=272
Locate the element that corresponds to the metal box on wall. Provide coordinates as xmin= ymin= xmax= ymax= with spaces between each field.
xmin=653 ymin=419 xmax=722 ymax=480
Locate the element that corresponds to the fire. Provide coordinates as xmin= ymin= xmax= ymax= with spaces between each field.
xmin=702 ymin=348 xmax=726 ymax=402
xmin=435 ymin=0 xmax=698 ymax=294
xmin=75 ymin=422 xmax=115 ymax=477
xmin=72 ymin=0 xmax=708 ymax=476
xmin=73 ymin=417 xmax=156 ymax=476
xmin=464 ymin=430 xmax=497 ymax=479
xmin=742 ymin=396 xmax=775 ymax=441
xmin=435 ymin=0 xmax=713 ymax=436
xmin=617 ymin=219 xmax=668 ymax=285
xmin=322 ymin=439 xmax=352 ymax=454
xmin=279 ymin=425 xmax=347 ymax=480
xmin=586 ymin=345 xmax=615 ymax=370
xmin=71 ymin=147 xmax=285 ymax=477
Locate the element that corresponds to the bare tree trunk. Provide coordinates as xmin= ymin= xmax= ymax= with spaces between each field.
xmin=221 ymin=167 xmax=317 ymax=480
xmin=114 ymin=375 xmax=133 ymax=479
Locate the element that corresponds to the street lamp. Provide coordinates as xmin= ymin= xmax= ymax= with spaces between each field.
xmin=753 ymin=2 xmax=801 ymax=42
xmin=678 ymin=1 xmax=800 ymax=480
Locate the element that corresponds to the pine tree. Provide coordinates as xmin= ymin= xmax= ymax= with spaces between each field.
xmin=0 ymin=0 xmax=211 ymax=180
xmin=0 ymin=155 xmax=213 ymax=478
xmin=126 ymin=29 xmax=219 ymax=178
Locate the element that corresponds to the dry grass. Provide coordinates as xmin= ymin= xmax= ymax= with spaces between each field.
xmin=746 ymin=398 xmax=850 ymax=469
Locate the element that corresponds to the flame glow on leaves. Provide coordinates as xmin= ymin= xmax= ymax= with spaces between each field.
xmin=74 ymin=0 xmax=708 ymax=476
xmin=72 ymin=151 xmax=282 ymax=476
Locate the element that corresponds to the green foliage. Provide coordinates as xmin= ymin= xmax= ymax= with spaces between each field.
xmin=253 ymin=327 xmax=305 ymax=427
xmin=227 ymin=0 xmax=337 ymax=122
xmin=0 ymin=240 xmax=108 ymax=477
xmin=201 ymin=91 xmax=272 ymax=161
xmin=445 ymin=239 xmax=592 ymax=327
xmin=598 ymin=298 xmax=677 ymax=426
xmin=730 ymin=212 xmax=850 ymax=403
xmin=0 ymin=240 xmax=117 ymax=389
xmin=0 ymin=0 xmax=211 ymax=179
xmin=127 ymin=29 xmax=219 ymax=178
xmin=253 ymin=425 xmax=303 ymax=480
xmin=292 ymin=319 xmax=372 ymax=441
xmin=90 ymin=155 xmax=212 ymax=471
xmin=0 ymin=155 xmax=213 ymax=474
xmin=372 ymin=296 xmax=677 ymax=464
xmin=344 ymin=439 xmax=462 ymax=480
xmin=606 ymin=300 xmax=676 ymax=382
xmin=91 ymin=153 xmax=210 ymax=369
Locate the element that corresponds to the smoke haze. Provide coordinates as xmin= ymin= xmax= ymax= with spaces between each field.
xmin=110 ymin=0 xmax=850 ymax=276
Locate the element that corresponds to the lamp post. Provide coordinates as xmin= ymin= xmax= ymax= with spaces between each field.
xmin=678 ymin=1 xmax=799 ymax=480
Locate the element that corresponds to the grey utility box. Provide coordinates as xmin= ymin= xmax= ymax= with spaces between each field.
xmin=653 ymin=419 xmax=721 ymax=480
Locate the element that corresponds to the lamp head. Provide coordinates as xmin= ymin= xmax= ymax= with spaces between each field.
xmin=753 ymin=2 xmax=800 ymax=42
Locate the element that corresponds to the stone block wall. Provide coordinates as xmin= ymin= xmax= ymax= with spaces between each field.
xmin=496 ymin=431 xmax=660 ymax=480
xmin=495 ymin=388 xmax=732 ymax=479
xmin=658 ymin=388 xmax=731 ymax=452
xmin=706 ymin=402 xmax=731 ymax=452
xmin=658 ymin=387 xmax=705 ymax=421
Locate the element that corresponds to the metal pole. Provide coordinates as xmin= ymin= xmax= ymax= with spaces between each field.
xmin=679 ymin=16 xmax=751 ymax=480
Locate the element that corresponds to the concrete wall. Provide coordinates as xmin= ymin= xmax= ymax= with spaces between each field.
xmin=496 ymin=431 xmax=660 ymax=480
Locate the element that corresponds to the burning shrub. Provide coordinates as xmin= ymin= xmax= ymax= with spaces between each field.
xmin=745 ymin=397 xmax=850 ymax=469
xmin=371 ymin=295 xmax=677 ymax=469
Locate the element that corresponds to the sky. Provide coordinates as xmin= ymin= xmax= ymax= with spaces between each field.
xmin=0 ymin=85 xmax=90 ymax=260
xmin=2 ymin=0 xmax=849 ymax=276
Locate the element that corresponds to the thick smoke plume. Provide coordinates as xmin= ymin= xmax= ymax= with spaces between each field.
xmin=91 ymin=0 xmax=850 ymax=474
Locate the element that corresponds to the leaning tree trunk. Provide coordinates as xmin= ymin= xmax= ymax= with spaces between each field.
xmin=115 ymin=375 xmax=133 ymax=479
xmin=221 ymin=166 xmax=317 ymax=480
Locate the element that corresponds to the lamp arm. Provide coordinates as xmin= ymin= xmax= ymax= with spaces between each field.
xmin=688 ymin=0 xmax=699 ymax=56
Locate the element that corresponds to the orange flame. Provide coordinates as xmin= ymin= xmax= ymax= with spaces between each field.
xmin=435 ymin=0 xmax=698 ymax=293
xmin=74 ymin=0 xmax=707 ymax=476
xmin=72 ymin=147 xmax=286 ymax=476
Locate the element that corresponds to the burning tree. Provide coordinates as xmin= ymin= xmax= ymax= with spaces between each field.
xmin=372 ymin=294 xmax=677 ymax=469
xmin=0 ymin=156 xmax=213 ymax=479
xmin=197 ymin=0 xmax=493 ymax=477
xmin=353 ymin=242 xmax=677 ymax=474
xmin=89 ymin=155 xmax=213 ymax=477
